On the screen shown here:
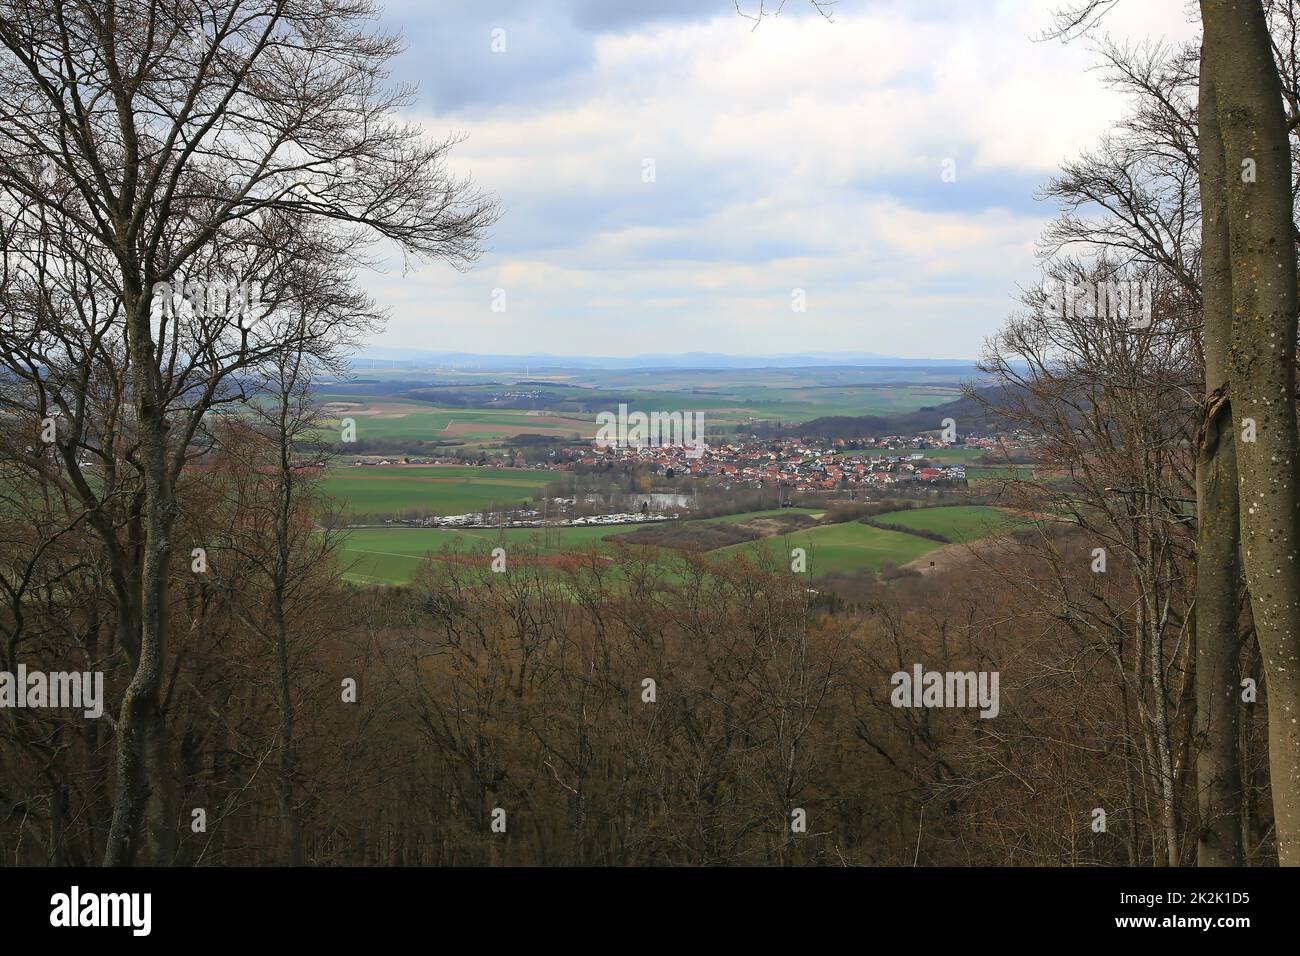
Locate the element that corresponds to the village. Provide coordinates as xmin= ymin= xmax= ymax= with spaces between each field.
xmin=349 ymin=429 xmax=1035 ymax=529
xmin=575 ymin=433 xmax=990 ymax=491
xmin=352 ymin=431 xmax=1029 ymax=492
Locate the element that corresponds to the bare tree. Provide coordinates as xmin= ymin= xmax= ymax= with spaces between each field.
xmin=204 ymin=337 xmax=348 ymax=865
xmin=0 ymin=0 xmax=496 ymax=864
xmin=974 ymin=258 xmax=1200 ymax=866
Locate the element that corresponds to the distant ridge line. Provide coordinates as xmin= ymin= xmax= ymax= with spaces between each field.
xmin=348 ymin=350 xmax=980 ymax=371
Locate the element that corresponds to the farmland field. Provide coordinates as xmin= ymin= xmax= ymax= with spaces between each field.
xmin=713 ymin=521 xmax=940 ymax=574
xmin=966 ymin=465 xmax=1035 ymax=480
xmin=322 ymin=465 xmax=555 ymax=517
xmin=713 ymin=505 xmax=1021 ymax=575
xmin=920 ymin=447 xmax=989 ymax=464
xmin=338 ymin=523 xmax=642 ymax=584
xmin=315 ymin=396 xmax=595 ymax=443
xmin=586 ymin=385 xmax=962 ymax=423
xmin=310 ymin=370 xmax=970 ymax=447
xmin=337 ymin=503 xmax=1021 ymax=584
xmin=871 ymin=505 xmax=1019 ymax=539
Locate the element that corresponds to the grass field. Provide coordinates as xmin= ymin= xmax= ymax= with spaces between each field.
xmin=871 ymin=504 xmax=1018 ymax=540
xmin=713 ymin=505 xmax=1020 ymax=575
xmin=713 ymin=521 xmax=940 ymax=575
xmin=337 ymin=510 xmax=820 ymax=584
xmin=338 ymin=523 xmax=640 ymax=584
xmin=322 ymin=465 xmax=555 ymax=517
xmin=337 ymin=504 xmax=1021 ymax=584
xmin=966 ymin=465 xmax=1035 ymax=480
xmin=921 ymin=447 xmax=990 ymax=464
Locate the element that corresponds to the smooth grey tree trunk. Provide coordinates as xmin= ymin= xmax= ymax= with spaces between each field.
xmin=1202 ymin=0 xmax=1300 ymax=867
xmin=1195 ymin=37 xmax=1246 ymax=866
xmin=104 ymin=283 xmax=178 ymax=867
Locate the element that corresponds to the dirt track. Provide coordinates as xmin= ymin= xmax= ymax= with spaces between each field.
xmin=901 ymin=533 xmax=1012 ymax=574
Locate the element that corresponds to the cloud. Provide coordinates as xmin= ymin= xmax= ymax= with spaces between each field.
xmin=366 ymin=0 xmax=1198 ymax=358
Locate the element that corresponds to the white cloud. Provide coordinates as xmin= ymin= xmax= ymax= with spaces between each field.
xmin=371 ymin=0 xmax=1198 ymax=358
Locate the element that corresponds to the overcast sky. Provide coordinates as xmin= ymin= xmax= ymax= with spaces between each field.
xmin=363 ymin=0 xmax=1199 ymax=360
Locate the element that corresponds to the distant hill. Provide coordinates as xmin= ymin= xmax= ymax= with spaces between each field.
xmin=350 ymin=349 xmax=980 ymax=371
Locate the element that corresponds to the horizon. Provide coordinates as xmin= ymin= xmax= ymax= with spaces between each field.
xmin=348 ymin=347 xmax=985 ymax=366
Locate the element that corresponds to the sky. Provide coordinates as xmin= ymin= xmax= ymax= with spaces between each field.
xmin=362 ymin=0 xmax=1200 ymax=360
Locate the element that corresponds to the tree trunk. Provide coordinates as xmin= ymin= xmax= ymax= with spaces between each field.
xmin=104 ymin=283 xmax=177 ymax=867
xmin=1195 ymin=37 xmax=1245 ymax=866
xmin=273 ymin=379 xmax=304 ymax=866
xmin=1202 ymin=0 xmax=1300 ymax=866
xmin=273 ymin=588 xmax=303 ymax=865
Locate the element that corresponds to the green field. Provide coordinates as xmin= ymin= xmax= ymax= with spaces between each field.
xmin=337 ymin=504 xmax=1021 ymax=584
xmin=966 ymin=465 xmax=1035 ymax=480
xmin=322 ymin=465 xmax=554 ymax=517
xmin=871 ymin=505 xmax=1018 ymax=539
xmin=921 ymin=447 xmax=990 ymax=464
xmin=713 ymin=521 xmax=940 ymax=575
xmin=338 ymin=512 xmax=815 ymax=584
xmin=713 ymin=505 xmax=1020 ymax=575
xmin=338 ymin=524 xmax=641 ymax=584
